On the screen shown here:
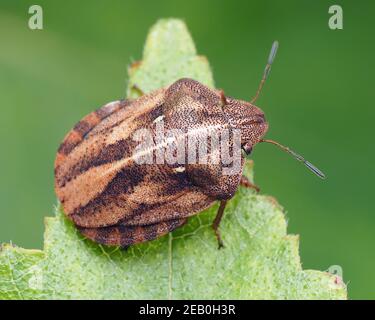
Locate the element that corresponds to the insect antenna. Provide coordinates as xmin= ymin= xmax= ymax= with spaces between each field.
xmin=260 ymin=139 xmax=326 ymax=179
xmin=250 ymin=41 xmax=279 ymax=104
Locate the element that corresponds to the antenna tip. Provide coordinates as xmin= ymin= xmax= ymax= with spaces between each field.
xmin=268 ymin=41 xmax=279 ymax=64
xmin=305 ymin=161 xmax=326 ymax=180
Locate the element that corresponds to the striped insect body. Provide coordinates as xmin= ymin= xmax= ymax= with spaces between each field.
xmin=55 ymin=42 xmax=325 ymax=248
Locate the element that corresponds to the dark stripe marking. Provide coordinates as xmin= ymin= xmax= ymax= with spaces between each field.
xmin=118 ymin=225 xmax=135 ymax=247
xmin=70 ymin=164 xmax=146 ymax=221
xmin=56 ymin=100 xmax=127 ymax=158
xmin=144 ymin=223 xmax=158 ymax=241
xmin=74 ymin=120 xmax=94 ymax=137
xmin=79 ymin=218 xmax=186 ymax=247
xmin=58 ymin=139 xmax=78 ymax=156
xmin=57 ymin=102 xmax=159 ymax=187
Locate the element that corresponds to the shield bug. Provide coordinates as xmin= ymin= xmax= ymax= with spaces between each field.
xmin=54 ymin=41 xmax=325 ymax=248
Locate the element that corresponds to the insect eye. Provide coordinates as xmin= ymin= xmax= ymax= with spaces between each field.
xmin=242 ymin=143 xmax=252 ymax=155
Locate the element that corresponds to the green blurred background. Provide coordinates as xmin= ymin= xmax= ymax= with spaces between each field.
xmin=0 ymin=0 xmax=374 ymax=299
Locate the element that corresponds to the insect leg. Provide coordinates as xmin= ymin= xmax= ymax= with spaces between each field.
xmin=212 ymin=200 xmax=228 ymax=249
xmin=131 ymin=84 xmax=145 ymax=97
xmin=78 ymin=218 xmax=187 ymax=247
xmin=240 ymin=175 xmax=260 ymax=193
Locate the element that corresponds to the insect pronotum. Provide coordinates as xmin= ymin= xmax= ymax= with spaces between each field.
xmin=54 ymin=41 xmax=325 ymax=249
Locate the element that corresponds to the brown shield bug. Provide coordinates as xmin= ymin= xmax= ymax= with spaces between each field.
xmin=54 ymin=41 xmax=325 ymax=248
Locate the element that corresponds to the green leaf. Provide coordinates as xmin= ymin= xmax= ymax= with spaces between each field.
xmin=0 ymin=18 xmax=347 ymax=300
